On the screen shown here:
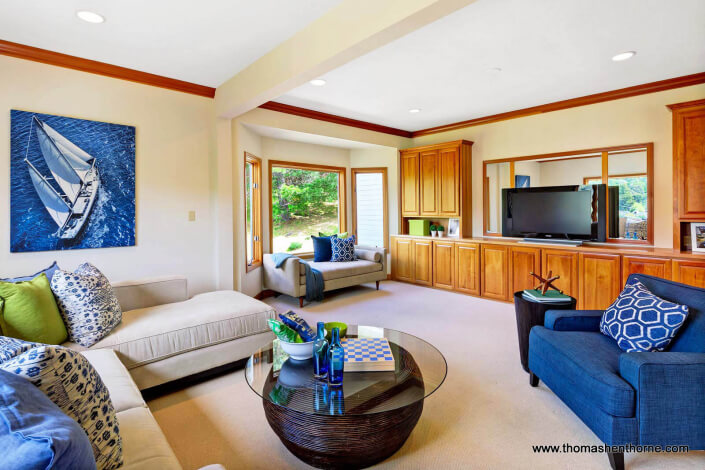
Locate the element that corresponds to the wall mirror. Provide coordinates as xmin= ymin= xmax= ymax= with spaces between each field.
xmin=483 ymin=143 xmax=653 ymax=244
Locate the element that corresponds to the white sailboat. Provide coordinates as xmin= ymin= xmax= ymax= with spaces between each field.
xmin=25 ymin=116 xmax=100 ymax=239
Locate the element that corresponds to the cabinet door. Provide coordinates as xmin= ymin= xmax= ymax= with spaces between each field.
xmin=622 ymin=256 xmax=672 ymax=282
xmin=433 ymin=241 xmax=455 ymax=290
xmin=673 ymin=259 xmax=705 ymax=288
xmin=579 ymin=253 xmax=622 ymax=310
xmin=541 ymin=249 xmax=579 ymax=300
xmin=509 ymin=246 xmax=541 ymax=294
xmin=438 ymin=147 xmax=460 ymax=216
xmin=412 ymin=240 xmax=433 ymax=286
xmin=419 ymin=150 xmax=439 ymax=215
xmin=673 ymin=105 xmax=705 ymax=219
xmin=391 ymin=237 xmax=413 ymax=282
xmin=455 ymin=242 xmax=480 ymax=295
xmin=481 ymin=245 xmax=509 ymax=301
xmin=400 ymin=152 xmax=419 ymax=216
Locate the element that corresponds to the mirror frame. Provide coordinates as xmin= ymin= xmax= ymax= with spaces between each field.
xmin=482 ymin=143 xmax=654 ymax=245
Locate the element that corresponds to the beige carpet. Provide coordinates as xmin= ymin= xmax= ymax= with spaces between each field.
xmin=148 ymin=281 xmax=704 ymax=469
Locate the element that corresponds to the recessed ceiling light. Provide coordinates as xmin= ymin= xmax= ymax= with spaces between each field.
xmin=612 ymin=51 xmax=636 ymax=62
xmin=309 ymin=79 xmax=327 ymax=86
xmin=408 ymin=108 xmax=421 ymax=114
xmin=76 ymin=11 xmax=105 ymax=23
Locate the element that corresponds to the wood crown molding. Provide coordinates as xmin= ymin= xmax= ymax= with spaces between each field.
xmin=258 ymin=101 xmax=413 ymax=138
xmin=0 ymin=39 xmax=216 ymax=98
xmin=667 ymin=98 xmax=705 ymax=110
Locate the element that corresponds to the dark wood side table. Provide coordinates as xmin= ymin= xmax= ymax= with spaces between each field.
xmin=513 ymin=291 xmax=576 ymax=373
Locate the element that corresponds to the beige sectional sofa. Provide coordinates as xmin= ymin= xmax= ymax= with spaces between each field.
xmin=65 ymin=275 xmax=276 ymax=390
xmin=262 ymin=245 xmax=387 ymax=306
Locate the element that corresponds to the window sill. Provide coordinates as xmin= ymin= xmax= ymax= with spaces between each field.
xmin=246 ymin=261 xmax=262 ymax=273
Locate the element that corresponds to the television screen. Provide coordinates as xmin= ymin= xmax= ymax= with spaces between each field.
xmin=508 ymin=189 xmax=594 ymax=237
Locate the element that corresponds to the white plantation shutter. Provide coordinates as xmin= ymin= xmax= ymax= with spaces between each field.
xmin=355 ymin=172 xmax=385 ymax=247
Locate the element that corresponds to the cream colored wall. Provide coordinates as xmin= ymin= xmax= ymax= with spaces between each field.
xmin=411 ymin=83 xmax=705 ymax=247
xmin=0 ymin=56 xmax=217 ymax=294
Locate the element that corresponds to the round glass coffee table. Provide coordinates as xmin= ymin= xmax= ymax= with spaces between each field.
xmin=245 ymin=325 xmax=447 ymax=469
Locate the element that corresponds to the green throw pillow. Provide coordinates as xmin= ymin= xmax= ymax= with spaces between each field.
xmin=319 ymin=231 xmax=348 ymax=239
xmin=0 ymin=274 xmax=68 ymax=344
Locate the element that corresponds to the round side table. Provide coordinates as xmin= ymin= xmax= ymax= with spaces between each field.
xmin=513 ymin=291 xmax=576 ymax=373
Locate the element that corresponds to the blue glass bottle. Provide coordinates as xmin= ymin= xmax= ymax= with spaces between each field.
xmin=328 ymin=327 xmax=344 ymax=387
xmin=313 ymin=322 xmax=329 ymax=379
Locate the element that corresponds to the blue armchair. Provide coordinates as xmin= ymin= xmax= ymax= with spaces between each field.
xmin=528 ymin=274 xmax=705 ymax=469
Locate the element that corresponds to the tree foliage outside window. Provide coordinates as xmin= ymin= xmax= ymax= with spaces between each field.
xmin=271 ymin=167 xmax=340 ymax=253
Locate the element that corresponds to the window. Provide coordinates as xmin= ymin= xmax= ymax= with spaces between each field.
xmin=245 ymin=152 xmax=262 ymax=271
xmin=352 ymin=168 xmax=388 ymax=248
xmin=269 ymin=161 xmax=347 ymax=255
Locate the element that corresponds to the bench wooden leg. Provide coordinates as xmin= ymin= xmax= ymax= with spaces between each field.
xmin=299 ymin=297 xmax=304 ymax=308
xmin=376 ymin=280 xmax=380 ymax=290
xmin=529 ymin=372 xmax=539 ymax=387
xmin=607 ymin=452 xmax=624 ymax=470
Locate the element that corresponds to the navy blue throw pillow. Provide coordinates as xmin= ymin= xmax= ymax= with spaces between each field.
xmin=1 ymin=261 xmax=60 ymax=283
xmin=312 ymin=235 xmax=336 ymax=262
xmin=600 ymin=278 xmax=689 ymax=352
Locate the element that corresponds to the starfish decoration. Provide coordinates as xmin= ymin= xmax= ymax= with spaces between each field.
xmin=530 ymin=270 xmax=562 ymax=295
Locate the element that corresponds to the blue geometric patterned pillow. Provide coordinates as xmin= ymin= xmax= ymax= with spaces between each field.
xmin=0 ymin=342 xmax=122 ymax=469
xmin=50 ymin=263 xmax=122 ymax=347
xmin=331 ymin=236 xmax=357 ymax=262
xmin=0 ymin=335 xmax=39 ymax=364
xmin=600 ymin=278 xmax=689 ymax=352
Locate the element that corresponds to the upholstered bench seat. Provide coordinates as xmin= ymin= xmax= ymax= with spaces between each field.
xmin=301 ymin=260 xmax=383 ymax=284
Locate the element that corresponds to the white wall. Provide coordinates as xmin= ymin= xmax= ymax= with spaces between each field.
xmin=0 ymin=56 xmax=217 ymax=295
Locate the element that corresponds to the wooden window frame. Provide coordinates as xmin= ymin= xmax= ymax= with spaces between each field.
xmin=245 ymin=152 xmax=263 ymax=272
xmin=268 ymin=160 xmax=347 ymax=257
xmin=582 ymin=173 xmax=647 ymax=185
xmin=351 ymin=167 xmax=389 ymax=249
xmin=482 ymin=143 xmax=654 ymax=245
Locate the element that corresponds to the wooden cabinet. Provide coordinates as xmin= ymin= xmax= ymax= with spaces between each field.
xmin=455 ymin=242 xmax=480 ymax=296
xmin=481 ymin=244 xmax=508 ymax=301
xmin=412 ymin=239 xmax=433 ymax=286
xmin=622 ymin=256 xmax=672 ymax=282
xmin=419 ymin=150 xmax=439 ymax=216
xmin=579 ymin=253 xmax=622 ymax=310
xmin=509 ymin=246 xmax=541 ymax=294
xmin=438 ymin=147 xmax=460 ymax=216
xmin=400 ymin=152 xmax=419 ymax=216
xmin=391 ymin=237 xmax=414 ymax=282
xmin=433 ymin=241 xmax=455 ymax=290
xmin=673 ymin=259 xmax=705 ymax=288
xmin=542 ymin=249 xmax=579 ymax=300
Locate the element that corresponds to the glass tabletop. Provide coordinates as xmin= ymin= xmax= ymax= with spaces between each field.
xmin=245 ymin=325 xmax=447 ymax=416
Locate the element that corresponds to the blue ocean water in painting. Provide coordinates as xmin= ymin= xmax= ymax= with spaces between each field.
xmin=10 ymin=110 xmax=135 ymax=253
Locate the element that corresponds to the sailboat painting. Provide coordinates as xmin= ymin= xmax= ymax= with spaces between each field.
xmin=10 ymin=110 xmax=135 ymax=252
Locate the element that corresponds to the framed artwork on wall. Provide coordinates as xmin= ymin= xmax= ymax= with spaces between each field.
xmin=691 ymin=223 xmax=705 ymax=253
xmin=10 ymin=109 xmax=136 ymax=253
xmin=515 ymin=175 xmax=530 ymax=188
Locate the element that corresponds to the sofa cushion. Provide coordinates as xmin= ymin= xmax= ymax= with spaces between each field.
xmin=82 ymin=349 xmax=145 ymax=414
xmin=0 ymin=369 xmax=96 ymax=470
xmin=0 ymin=274 xmax=68 ymax=344
xmin=117 ymin=407 xmax=181 ymax=470
xmin=67 ymin=290 xmax=276 ymax=369
xmin=0 ymin=343 xmax=123 ymax=469
xmin=51 ymin=263 xmax=123 ymax=348
xmin=530 ymin=327 xmax=635 ymax=417
xmin=600 ymin=278 xmax=689 ymax=352
xmin=303 ymin=260 xmax=382 ymax=284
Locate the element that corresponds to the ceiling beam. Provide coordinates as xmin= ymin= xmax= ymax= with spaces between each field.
xmin=215 ymin=0 xmax=478 ymax=118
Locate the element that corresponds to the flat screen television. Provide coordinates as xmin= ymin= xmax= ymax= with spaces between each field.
xmin=502 ymin=184 xmax=607 ymax=241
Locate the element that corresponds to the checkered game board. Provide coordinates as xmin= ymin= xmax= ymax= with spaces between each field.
xmin=341 ymin=337 xmax=394 ymax=363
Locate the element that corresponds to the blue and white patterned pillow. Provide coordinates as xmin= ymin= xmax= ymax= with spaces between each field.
xmin=600 ymin=279 xmax=689 ymax=352
xmin=0 ymin=335 xmax=39 ymax=363
xmin=331 ymin=236 xmax=357 ymax=262
xmin=51 ymin=263 xmax=122 ymax=347
xmin=0 ymin=340 xmax=123 ymax=469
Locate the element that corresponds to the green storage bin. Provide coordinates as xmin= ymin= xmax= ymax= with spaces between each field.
xmin=408 ymin=219 xmax=430 ymax=236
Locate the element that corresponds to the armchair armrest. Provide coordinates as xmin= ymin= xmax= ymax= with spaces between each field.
xmin=620 ymin=352 xmax=705 ymax=447
xmin=544 ymin=310 xmax=603 ymax=332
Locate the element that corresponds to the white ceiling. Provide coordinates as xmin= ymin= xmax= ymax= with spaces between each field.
xmin=277 ymin=0 xmax=705 ymax=131
xmin=0 ymin=0 xmax=342 ymax=87
xmin=244 ymin=124 xmax=385 ymax=150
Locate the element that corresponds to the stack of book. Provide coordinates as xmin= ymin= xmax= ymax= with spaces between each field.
xmin=522 ymin=289 xmax=571 ymax=303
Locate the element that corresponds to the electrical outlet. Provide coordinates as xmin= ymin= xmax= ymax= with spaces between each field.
xmin=188 ymin=210 xmax=196 ymax=222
